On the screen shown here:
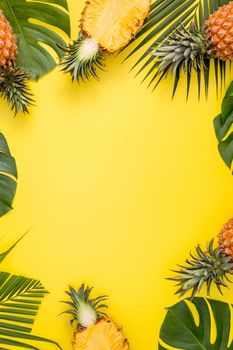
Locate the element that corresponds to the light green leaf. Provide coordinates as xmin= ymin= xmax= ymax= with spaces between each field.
xmin=159 ymin=297 xmax=233 ymax=350
xmin=0 ymin=0 xmax=70 ymax=79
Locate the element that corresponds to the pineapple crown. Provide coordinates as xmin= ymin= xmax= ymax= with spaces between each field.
xmin=59 ymin=34 xmax=106 ymax=82
xmin=153 ymin=22 xmax=211 ymax=88
xmin=63 ymin=284 xmax=108 ymax=328
xmin=169 ymin=239 xmax=233 ymax=299
xmin=0 ymin=65 xmax=34 ymax=115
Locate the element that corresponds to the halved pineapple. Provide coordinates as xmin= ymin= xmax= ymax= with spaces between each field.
xmin=63 ymin=284 xmax=130 ymax=350
xmin=82 ymin=0 xmax=150 ymax=52
xmin=73 ymin=319 xmax=129 ymax=350
xmin=60 ymin=0 xmax=150 ymax=81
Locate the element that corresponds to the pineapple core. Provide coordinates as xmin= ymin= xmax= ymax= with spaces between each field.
xmin=81 ymin=0 xmax=150 ymax=52
xmin=73 ymin=320 xmax=129 ymax=350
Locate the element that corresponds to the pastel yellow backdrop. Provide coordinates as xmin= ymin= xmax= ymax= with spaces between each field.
xmin=0 ymin=1 xmax=233 ymax=350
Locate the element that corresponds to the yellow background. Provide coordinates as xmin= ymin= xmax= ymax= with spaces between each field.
xmin=0 ymin=1 xmax=233 ymax=349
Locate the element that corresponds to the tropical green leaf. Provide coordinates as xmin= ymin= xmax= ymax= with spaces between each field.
xmin=159 ymin=297 xmax=233 ymax=350
xmin=0 ymin=0 xmax=70 ymax=80
xmin=0 ymin=238 xmax=61 ymax=350
xmin=0 ymin=233 xmax=27 ymax=264
xmin=126 ymin=0 xmax=231 ymax=96
xmin=0 ymin=133 xmax=17 ymax=217
xmin=214 ymin=80 xmax=233 ymax=173
xmin=0 ymin=272 xmax=61 ymax=349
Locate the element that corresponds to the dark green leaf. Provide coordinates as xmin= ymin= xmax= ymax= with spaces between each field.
xmin=0 ymin=272 xmax=60 ymax=349
xmin=214 ymin=80 xmax=233 ymax=172
xmin=0 ymin=133 xmax=17 ymax=217
xmin=127 ymin=0 xmax=231 ymax=96
xmin=0 ymin=0 xmax=70 ymax=79
xmin=159 ymin=297 xmax=233 ymax=349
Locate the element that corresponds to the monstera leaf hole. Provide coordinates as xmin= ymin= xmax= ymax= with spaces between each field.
xmin=0 ymin=0 xmax=71 ymax=80
xmin=159 ymin=297 xmax=233 ymax=350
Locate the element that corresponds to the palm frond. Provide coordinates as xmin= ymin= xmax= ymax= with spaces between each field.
xmin=0 ymin=237 xmax=61 ymax=350
xmin=0 ymin=272 xmax=61 ymax=349
xmin=0 ymin=233 xmax=26 ymax=265
xmin=126 ymin=0 xmax=231 ymax=97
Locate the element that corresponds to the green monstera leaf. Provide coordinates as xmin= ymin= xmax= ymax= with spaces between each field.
xmin=0 ymin=0 xmax=70 ymax=80
xmin=159 ymin=297 xmax=233 ymax=350
xmin=214 ymin=81 xmax=233 ymax=173
xmin=0 ymin=132 xmax=17 ymax=217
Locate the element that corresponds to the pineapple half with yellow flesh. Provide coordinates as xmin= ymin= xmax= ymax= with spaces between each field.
xmin=63 ymin=284 xmax=129 ymax=350
xmin=60 ymin=0 xmax=150 ymax=81
xmin=170 ymin=218 xmax=233 ymax=298
xmin=0 ymin=10 xmax=33 ymax=114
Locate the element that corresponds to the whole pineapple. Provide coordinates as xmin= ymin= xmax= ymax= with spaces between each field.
xmin=0 ymin=10 xmax=17 ymax=66
xmin=60 ymin=0 xmax=150 ymax=81
xmin=0 ymin=10 xmax=33 ymax=114
xmin=170 ymin=218 xmax=233 ymax=298
xmin=154 ymin=1 xmax=233 ymax=78
xmin=63 ymin=284 xmax=129 ymax=350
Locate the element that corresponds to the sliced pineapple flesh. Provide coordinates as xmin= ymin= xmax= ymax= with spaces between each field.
xmin=73 ymin=319 xmax=129 ymax=350
xmin=81 ymin=0 xmax=150 ymax=52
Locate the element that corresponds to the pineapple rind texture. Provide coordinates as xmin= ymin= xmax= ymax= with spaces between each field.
xmin=219 ymin=218 xmax=233 ymax=258
xmin=0 ymin=10 xmax=18 ymax=67
xmin=81 ymin=0 xmax=150 ymax=52
xmin=153 ymin=1 xmax=233 ymax=91
xmin=205 ymin=2 xmax=233 ymax=61
xmin=72 ymin=319 xmax=129 ymax=350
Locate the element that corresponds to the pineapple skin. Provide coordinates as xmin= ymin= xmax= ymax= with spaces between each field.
xmin=81 ymin=0 xmax=150 ymax=52
xmin=72 ymin=319 xmax=129 ymax=350
xmin=0 ymin=10 xmax=17 ymax=67
xmin=205 ymin=2 xmax=233 ymax=60
xmin=219 ymin=218 xmax=233 ymax=257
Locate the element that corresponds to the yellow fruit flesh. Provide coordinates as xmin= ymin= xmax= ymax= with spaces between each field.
xmin=72 ymin=319 xmax=129 ymax=350
xmin=81 ymin=0 xmax=150 ymax=52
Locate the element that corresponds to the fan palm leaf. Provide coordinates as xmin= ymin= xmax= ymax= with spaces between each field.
xmin=0 ymin=273 xmax=61 ymax=350
xmin=126 ymin=0 xmax=231 ymax=97
xmin=0 ymin=237 xmax=61 ymax=350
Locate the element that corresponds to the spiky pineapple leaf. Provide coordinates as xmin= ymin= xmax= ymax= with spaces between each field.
xmin=126 ymin=0 xmax=230 ymax=96
xmin=0 ymin=132 xmax=17 ymax=217
xmin=0 ymin=0 xmax=70 ymax=80
xmin=159 ymin=297 xmax=233 ymax=350
xmin=214 ymin=81 xmax=233 ymax=173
